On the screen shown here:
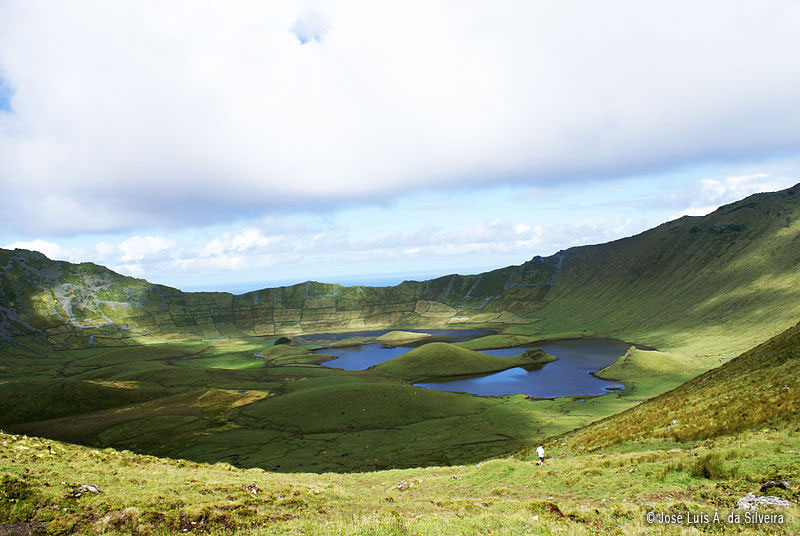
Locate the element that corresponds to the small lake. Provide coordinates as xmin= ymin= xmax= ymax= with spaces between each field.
xmin=313 ymin=331 xmax=630 ymax=397
xmin=314 ymin=329 xmax=491 ymax=371
xmin=416 ymin=338 xmax=630 ymax=398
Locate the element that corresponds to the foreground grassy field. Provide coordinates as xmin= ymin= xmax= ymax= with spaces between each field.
xmin=1 ymin=425 xmax=797 ymax=535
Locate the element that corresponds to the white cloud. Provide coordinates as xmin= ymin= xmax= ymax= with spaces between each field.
xmin=1 ymin=1 xmax=799 ymax=235
xmin=514 ymin=224 xmax=531 ymax=234
xmin=93 ymin=242 xmax=118 ymax=264
xmin=672 ymin=174 xmax=797 ymax=217
xmin=114 ymin=263 xmax=146 ymax=278
xmin=201 ymin=228 xmax=282 ymax=257
xmin=156 ymin=227 xmax=289 ymax=275
xmin=2 ymin=239 xmax=82 ymax=261
xmin=313 ymin=219 xmax=548 ymax=260
xmin=118 ymin=236 xmax=176 ymax=262
xmin=171 ymin=251 xmax=286 ymax=275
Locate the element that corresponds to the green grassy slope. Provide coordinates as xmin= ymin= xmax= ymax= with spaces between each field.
xmin=557 ymin=319 xmax=800 ymax=452
xmin=0 ymin=380 xmax=166 ymax=425
xmin=597 ymin=347 xmax=693 ymax=379
xmin=511 ymin=185 xmax=800 ymax=356
xmin=455 ymin=333 xmax=541 ymax=350
xmin=2 ymin=424 xmax=797 ymax=535
xmin=591 ymin=347 xmax=702 ymax=400
xmin=375 ymin=330 xmax=431 ymax=343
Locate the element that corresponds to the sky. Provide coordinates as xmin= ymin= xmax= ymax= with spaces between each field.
xmin=1 ymin=1 xmax=799 ymax=293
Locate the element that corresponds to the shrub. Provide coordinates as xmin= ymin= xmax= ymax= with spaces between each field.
xmin=0 ymin=474 xmax=34 ymax=503
xmin=723 ymin=448 xmax=747 ymax=460
xmin=658 ymin=461 xmax=686 ymax=481
xmin=0 ymin=475 xmax=38 ymax=524
xmin=527 ymin=500 xmax=564 ymax=517
xmin=691 ymin=453 xmax=736 ymax=479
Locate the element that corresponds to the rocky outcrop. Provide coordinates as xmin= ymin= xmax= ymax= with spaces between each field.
xmin=760 ymin=480 xmax=792 ymax=493
xmin=736 ymin=492 xmax=791 ymax=511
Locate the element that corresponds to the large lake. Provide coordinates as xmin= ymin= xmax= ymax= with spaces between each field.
xmin=416 ymin=337 xmax=629 ymax=398
xmin=314 ymin=331 xmax=630 ymax=398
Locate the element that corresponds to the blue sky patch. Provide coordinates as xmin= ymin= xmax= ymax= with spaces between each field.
xmin=292 ymin=11 xmax=326 ymax=44
xmin=0 ymin=78 xmax=12 ymax=111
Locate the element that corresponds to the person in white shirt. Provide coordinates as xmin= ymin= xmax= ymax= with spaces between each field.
xmin=536 ymin=445 xmax=545 ymax=465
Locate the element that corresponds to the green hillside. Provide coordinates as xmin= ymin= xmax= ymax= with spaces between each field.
xmin=0 ymin=249 xmax=546 ymax=345
xmin=373 ymin=342 xmax=555 ymax=382
xmin=2 ymin=419 xmax=798 ymax=535
xmin=512 ymin=185 xmax=800 ymax=357
xmin=557 ymin=319 xmax=800 ymax=452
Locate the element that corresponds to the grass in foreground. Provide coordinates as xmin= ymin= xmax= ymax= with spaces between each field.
xmin=1 ymin=425 xmax=797 ymax=535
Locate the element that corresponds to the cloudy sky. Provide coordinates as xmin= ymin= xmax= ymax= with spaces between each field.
xmin=1 ymin=1 xmax=799 ymax=293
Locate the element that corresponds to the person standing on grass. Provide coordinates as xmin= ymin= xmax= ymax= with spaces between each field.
xmin=537 ymin=445 xmax=545 ymax=465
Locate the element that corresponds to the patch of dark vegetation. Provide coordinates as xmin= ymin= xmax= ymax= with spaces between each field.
xmin=0 ymin=475 xmax=39 ymax=526
xmin=0 ymin=522 xmax=46 ymax=536
xmin=527 ymin=500 xmax=564 ymax=517
xmin=725 ymin=201 xmax=758 ymax=214
xmin=708 ymin=223 xmax=746 ymax=234
xmin=0 ymin=475 xmax=35 ymax=503
xmin=274 ymin=337 xmax=292 ymax=345
xmin=690 ymin=453 xmax=737 ymax=480
xmin=689 ymin=223 xmax=746 ymax=234
xmin=0 ymin=381 xmax=159 ymax=426
xmin=760 ymin=480 xmax=792 ymax=493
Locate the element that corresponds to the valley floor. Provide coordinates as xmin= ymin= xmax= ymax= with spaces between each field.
xmin=0 ymin=334 xmax=707 ymax=474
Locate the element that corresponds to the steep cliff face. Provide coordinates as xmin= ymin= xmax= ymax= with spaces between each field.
xmin=0 ymin=247 xmax=560 ymax=346
xmin=0 ymin=248 xmax=157 ymax=344
xmin=3 ymin=184 xmax=800 ymax=353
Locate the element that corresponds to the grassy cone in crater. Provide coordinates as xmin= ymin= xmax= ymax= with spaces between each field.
xmin=372 ymin=342 xmax=555 ymax=382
